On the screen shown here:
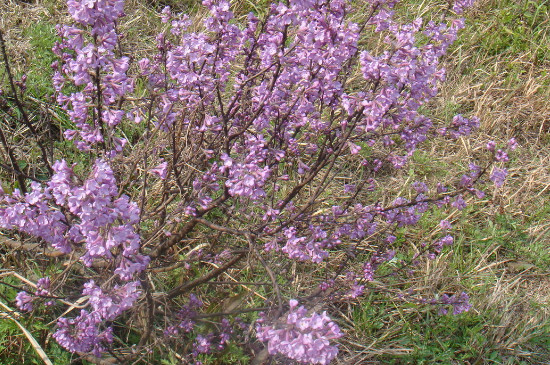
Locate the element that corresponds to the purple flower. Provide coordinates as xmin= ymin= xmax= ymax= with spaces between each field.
xmin=15 ymin=291 xmax=34 ymax=312
xmin=53 ymin=310 xmax=113 ymax=356
xmin=412 ymin=181 xmax=428 ymax=193
xmin=439 ymin=220 xmax=452 ymax=230
xmin=448 ymin=115 xmax=480 ymax=138
xmin=35 ymin=277 xmax=51 ymax=297
xmin=149 ymin=161 xmax=169 ymax=180
xmin=280 ymin=227 xmax=332 ymax=263
xmin=440 ymin=292 xmax=472 ymax=315
xmin=490 ymin=167 xmax=507 ymax=187
xmin=165 ymin=294 xmax=204 ymax=337
xmin=507 ymin=138 xmax=518 ymax=151
xmin=363 ymin=262 xmax=374 ymax=281
xmin=257 ymin=300 xmax=343 ymax=365
xmin=83 ymin=280 xmax=141 ymax=321
xmin=494 ymin=149 xmax=509 ymax=162
xmin=453 ymin=0 xmax=476 ymax=14
xmin=193 ymin=334 xmax=212 ymax=354
xmin=451 ymin=195 xmax=467 ymax=210
xmin=349 ymin=283 xmax=365 ymax=298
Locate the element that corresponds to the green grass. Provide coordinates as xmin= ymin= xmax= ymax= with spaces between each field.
xmin=476 ymin=0 xmax=550 ymax=61
xmin=449 ymin=0 xmax=550 ymax=95
xmin=20 ymin=22 xmax=57 ymax=98
xmin=346 ymin=201 xmax=550 ymax=363
xmin=0 ymin=276 xmax=73 ymax=365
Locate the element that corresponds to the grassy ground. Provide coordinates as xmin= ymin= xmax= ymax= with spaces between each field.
xmin=0 ymin=0 xmax=549 ymax=364
xmin=333 ymin=0 xmax=550 ymax=363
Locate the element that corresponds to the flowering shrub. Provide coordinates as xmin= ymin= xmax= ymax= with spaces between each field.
xmin=0 ymin=0 xmax=515 ymax=363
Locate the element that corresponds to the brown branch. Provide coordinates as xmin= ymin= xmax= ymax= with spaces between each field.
xmin=166 ymin=252 xmax=245 ymax=300
xmin=0 ymin=127 xmax=27 ymax=193
xmin=246 ymin=233 xmax=283 ymax=316
xmin=92 ymin=34 xmax=108 ymax=152
xmin=0 ymin=235 xmax=65 ymax=257
xmin=148 ymin=194 xmax=231 ymax=259
xmin=0 ymin=30 xmax=53 ymax=175
xmin=195 ymin=306 xmax=269 ymax=319
xmin=138 ymin=273 xmax=154 ymax=347
xmin=0 ymin=162 xmax=42 ymax=183
xmin=195 ymin=217 xmax=247 ymax=236
xmin=147 ymin=218 xmax=198 ymax=259
xmin=75 ymin=352 xmax=125 ymax=365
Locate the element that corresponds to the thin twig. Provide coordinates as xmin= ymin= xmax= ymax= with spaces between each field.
xmin=246 ymin=233 xmax=283 ymax=316
xmin=166 ymin=252 xmax=246 ymax=299
xmin=0 ymin=30 xmax=53 ymax=175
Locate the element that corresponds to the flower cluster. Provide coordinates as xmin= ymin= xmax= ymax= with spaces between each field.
xmin=15 ymin=291 xmax=34 ymax=312
xmin=165 ymin=297 xmax=240 ymax=360
xmin=439 ymin=114 xmax=480 ymax=139
xmin=438 ymin=292 xmax=472 ymax=315
xmin=14 ymin=277 xmax=52 ymax=312
xmin=0 ymin=159 xmax=148 ymax=277
xmin=83 ymin=280 xmax=141 ymax=321
xmin=277 ymin=226 xmax=334 ymax=264
xmin=453 ymin=0 xmax=476 ymax=14
xmin=0 ymin=159 xmax=147 ymax=353
xmin=0 ymin=180 xmax=72 ymax=254
xmin=164 ymin=294 xmax=204 ymax=336
xmin=256 ymin=300 xmax=343 ymax=365
xmin=53 ymin=310 xmax=114 ymax=356
xmin=53 ymin=0 xmax=131 ymax=151
xmin=50 ymin=280 xmax=142 ymax=354
xmin=65 ymin=159 xmax=149 ymax=278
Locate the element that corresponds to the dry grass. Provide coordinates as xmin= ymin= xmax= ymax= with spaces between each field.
xmin=0 ymin=1 xmax=61 ymax=71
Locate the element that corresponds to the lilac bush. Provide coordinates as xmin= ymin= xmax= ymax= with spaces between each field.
xmin=0 ymin=0 xmax=515 ymax=363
